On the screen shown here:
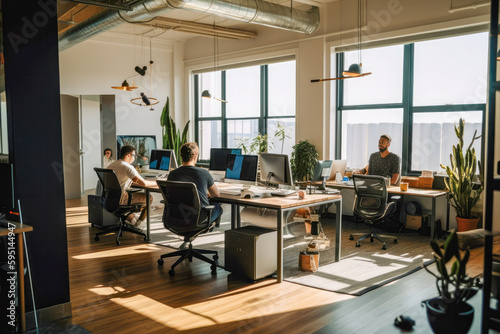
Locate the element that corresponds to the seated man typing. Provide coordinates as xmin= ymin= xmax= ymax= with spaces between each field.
xmin=107 ymin=145 xmax=156 ymax=229
xmin=168 ymin=142 xmax=223 ymax=224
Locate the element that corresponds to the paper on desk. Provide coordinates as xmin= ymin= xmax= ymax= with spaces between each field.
xmin=421 ymin=170 xmax=433 ymax=177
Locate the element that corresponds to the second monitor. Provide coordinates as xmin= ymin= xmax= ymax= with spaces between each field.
xmin=225 ymin=154 xmax=259 ymax=186
xmin=259 ymin=153 xmax=293 ymax=187
xmin=149 ymin=149 xmax=178 ymax=172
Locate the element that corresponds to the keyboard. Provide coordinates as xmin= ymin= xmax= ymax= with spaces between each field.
xmin=270 ymin=190 xmax=297 ymax=197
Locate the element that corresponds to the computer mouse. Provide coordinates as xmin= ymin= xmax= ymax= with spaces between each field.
xmin=243 ymin=194 xmax=253 ymax=199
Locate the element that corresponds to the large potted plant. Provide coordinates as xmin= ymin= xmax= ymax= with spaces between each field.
xmin=440 ymin=118 xmax=483 ymax=232
xmin=422 ymin=230 xmax=482 ymax=334
xmin=291 ymin=140 xmax=318 ymax=182
xmin=160 ymin=97 xmax=190 ymax=166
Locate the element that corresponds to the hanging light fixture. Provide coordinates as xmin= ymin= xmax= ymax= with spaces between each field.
xmin=202 ymin=21 xmax=227 ymax=103
xmin=111 ymin=79 xmax=138 ymax=91
xmin=311 ymin=0 xmax=371 ymax=83
xmin=130 ymin=37 xmax=159 ymax=110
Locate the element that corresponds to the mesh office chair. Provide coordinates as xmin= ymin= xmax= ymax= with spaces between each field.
xmin=94 ymin=168 xmax=147 ymax=245
xmin=349 ymin=174 xmax=398 ymax=250
xmin=156 ymin=180 xmax=219 ymax=276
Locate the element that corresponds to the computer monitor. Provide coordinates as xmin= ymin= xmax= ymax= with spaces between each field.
xmin=328 ymin=159 xmax=348 ymax=181
xmin=149 ymin=149 xmax=178 ymax=172
xmin=259 ymin=153 xmax=293 ymax=187
xmin=312 ymin=160 xmax=333 ymax=182
xmin=224 ymin=154 xmax=259 ymax=186
xmin=209 ymin=148 xmax=242 ymax=171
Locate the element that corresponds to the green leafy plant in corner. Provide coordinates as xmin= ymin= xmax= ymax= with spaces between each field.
xmin=440 ymin=118 xmax=484 ymax=219
xmin=291 ymin=140 xmax=318 ymax=182
xmin=423 ymin=230 xmax=482 ymax=312
xmin=160 ymin=97 xmax=189 ymax=166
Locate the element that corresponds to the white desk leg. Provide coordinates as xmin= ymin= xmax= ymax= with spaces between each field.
xmin=431 ymin=197 xmax=436 ymax=240
xmin=335 ymin=198 xmax=342 ymax=262
xmin=277 ymin=209 xmax=284 ymax=283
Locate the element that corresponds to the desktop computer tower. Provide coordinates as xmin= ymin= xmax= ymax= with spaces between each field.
xmin=225 ymin=226 xmax=277 ymax=280
xmin=88 ymin=195 xmax=119 ymax=227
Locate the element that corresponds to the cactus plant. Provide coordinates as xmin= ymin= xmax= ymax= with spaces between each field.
xmin=160 ymin=97 xmax=189 ymax=166
xmin=440 ymin=118 xmax=483 ymax=219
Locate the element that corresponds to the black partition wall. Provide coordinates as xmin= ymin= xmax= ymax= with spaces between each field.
xmin=2 ymin=0 xmax=70 ymax=322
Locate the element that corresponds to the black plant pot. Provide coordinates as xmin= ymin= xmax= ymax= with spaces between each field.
xmin=423 ymin=297 xmax=474 ymax=334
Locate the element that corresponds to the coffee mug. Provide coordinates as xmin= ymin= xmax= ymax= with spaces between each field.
xmin=400 ymin=182 xmax=409 ymax=191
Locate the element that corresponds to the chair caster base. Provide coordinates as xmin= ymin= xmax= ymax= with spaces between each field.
xmin=158 ymin=259 xmax=164 ymax=266
xmin=355 ymin=242 xmax=361 ymax=247
xmin=382 ymin=244 xmax=387 ymax=250
xmin=211 ymin=264 xmax=217 ymax=275
xmin=213 ymin=254 xmax=219 ymax=261
xmin=169 ymin=269 xmax=175 ymax=276
xmin=393 ymin=239 xmax=398 ymax=244
xmin=349 ymin=235 xmax=354 ymax=240
xmin=116 ymin=240 xmax=120 ymax=246
xmin=94 ymin=236 xmax=100 ymax=241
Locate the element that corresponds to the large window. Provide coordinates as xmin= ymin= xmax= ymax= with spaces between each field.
xmin=337 ymin=32 xmax=487 ymax=174
xmin=194 ymin=60 xmax=296 ymax=160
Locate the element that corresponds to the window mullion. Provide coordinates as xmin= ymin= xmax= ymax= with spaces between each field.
xmin=222 ymin=71 xmax=227 ymax=147
xmin=335 ymin=53 xmax=343 ymax=159
xmin=261 ymin=65 xmax=267 ymax=135
xmin=402 ymin=44 xmax=414 ymax=175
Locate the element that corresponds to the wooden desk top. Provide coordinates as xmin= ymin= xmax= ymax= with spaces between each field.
xmin=321 ymin=181 xmax=448 ymax=198
xmin=215 ymin=193 xmax=341 ymax=210
xmin=0 ymin=221 xmax=33 ymax=236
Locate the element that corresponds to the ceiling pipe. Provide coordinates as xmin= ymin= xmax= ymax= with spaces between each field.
xmin=59 ymin=0 xmax=320 ymax=51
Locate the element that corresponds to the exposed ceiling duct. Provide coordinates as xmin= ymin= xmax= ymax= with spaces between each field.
xmin=59 ymin=0 xmax=320 ymax=51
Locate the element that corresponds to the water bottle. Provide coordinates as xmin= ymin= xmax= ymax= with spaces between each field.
xmin=335 ymin=172 xmax=342 ymax=183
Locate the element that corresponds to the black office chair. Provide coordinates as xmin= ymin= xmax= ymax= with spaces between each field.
xmin=156 ymin=180 xmax=219 ymax=276
xmin=93 ymin=168 xmax=147 ymax=245
xmin=349 ymin=174 xmax=398 ymax=250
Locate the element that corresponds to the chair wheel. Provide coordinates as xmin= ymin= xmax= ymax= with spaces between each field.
xmin=144 ymin=236 xmax=148 ymax=241
xmin=211 ymin=264 xmax=217 ymax=274
xmin=94 ymin=236 xmax=100 ymax=241
xmin=382 ymin=245 xmax=387 ymax=250
xmin=116 ymin=240 xmax=120 ymax=246
xmin=91 ymin=224 xmax=95 ymax=228
xmin=169 ymin=269 xmax=175 ymax=276
xmin=355 ymin=242 xmax=360 ymax=247
xmin=393 ymin=239 xmax=398 ymax=244
xmin=213 ymin=254 xmax=219 ymax=261
xmin=158 ymin=259 xmax=164 ymax=266
xmin=349 ymin=235 xmax=354 ymax=240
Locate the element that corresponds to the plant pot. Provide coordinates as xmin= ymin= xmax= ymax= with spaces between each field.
xmin=456 ymin=216 xmax=480 ymax=232
xmin=423 ymin=297 xmax=474 ymax=334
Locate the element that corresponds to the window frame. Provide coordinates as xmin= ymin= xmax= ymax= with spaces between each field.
xmin=335 ymin=40 xmax=486 ymax=175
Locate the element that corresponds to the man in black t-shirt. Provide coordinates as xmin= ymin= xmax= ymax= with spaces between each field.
xmin=167 ymin=142 xmax=223 ymax=223
xmin=359 ymin=134 xmax=400 ymax=185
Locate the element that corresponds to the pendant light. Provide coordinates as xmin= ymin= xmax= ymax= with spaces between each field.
xmin=311 ymin=0 xmax=371 ymax=83
xmin=130 ymin=37 xmax=159 ymax=110
xmin=202 ymin=21 xmax=227 ymax=103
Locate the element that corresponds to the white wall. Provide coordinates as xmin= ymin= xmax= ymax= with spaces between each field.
xmin=59 ymin=33 xmax=183 ymax=149
xmin=81 ymin=96 xmax=101 ymax=191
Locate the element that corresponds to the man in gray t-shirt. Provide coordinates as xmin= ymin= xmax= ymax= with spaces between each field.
xmin=360 ymin=134 xmax=401 ymax=185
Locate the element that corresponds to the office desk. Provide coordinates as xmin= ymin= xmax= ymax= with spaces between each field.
xmin=0 ymin=221 xmax=33 ymax=332
xmin=213 ymin=193 xmax=342 ymax=282
xmin=131 ymin=184 xmax=161 ymax=242
xmin=323 ymin=181 xmax=448 ymax=239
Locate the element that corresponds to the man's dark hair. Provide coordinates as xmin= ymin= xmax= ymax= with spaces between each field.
xmin=180 ymin=142 xmax=199 ymax=163
xmin=120 ymin=145 xmax=136 ymax=159
xmin=104 ymin=148 xmax=112 ymax=156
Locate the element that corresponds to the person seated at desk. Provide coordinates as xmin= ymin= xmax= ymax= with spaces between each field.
xmin=103 ymin=148 xmax=115 ymax=168
xmin=358 ymin=134 xmax=400 ymax=186
xmin=107 ymin=145 xmax=156 ymax=229
xmin=168 ymin=142 xmax=223 ymax=225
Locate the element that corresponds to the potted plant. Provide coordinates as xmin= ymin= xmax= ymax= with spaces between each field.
xmin=235 ymin=133 xmax=273 ymax=155
xmin=160 ymin=97 xmax=190 ymax=166
xmin=274 ymin=122 xmax=291 ymax=154
xmin=291 ymin=140 xmax=318 ymax=182
xmin=440 ymin=118 xmax=483 ymax=232
xmin=422 ymin=230 xmax=482 ymax=334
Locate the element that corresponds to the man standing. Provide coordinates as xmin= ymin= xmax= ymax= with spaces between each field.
xmin=107 ymin=145 xmax=156 ymax=228
xmin=168 ymin=142 xmax=223 ymax=223
xmin=360 ymin=134 xmax=400 ymax=185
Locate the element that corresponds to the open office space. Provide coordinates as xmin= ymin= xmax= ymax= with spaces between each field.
xmin=1 ymin=0 xmax=500 ymax=333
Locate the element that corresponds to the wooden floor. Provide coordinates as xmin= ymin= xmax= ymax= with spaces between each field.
xmin=64 ymin=197 xmax=497 ymax=333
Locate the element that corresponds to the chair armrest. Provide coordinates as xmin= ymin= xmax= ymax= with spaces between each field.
xmin=125 ymin=188 xmax=142 ymax=206
xmin=204 ymin=205 xmax=215 ymax=211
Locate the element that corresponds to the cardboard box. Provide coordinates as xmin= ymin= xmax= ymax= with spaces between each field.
xmin=401 ymin=176 xmax=419 ymax=188
xmin=406 ymin=214 xmax=422 ymax=230
xmin=419 ymin=176 xmax=434 ymax=189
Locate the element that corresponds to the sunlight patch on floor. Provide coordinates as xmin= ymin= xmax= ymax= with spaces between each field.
xmin=73 ymin=244 xmax=162 ymax=259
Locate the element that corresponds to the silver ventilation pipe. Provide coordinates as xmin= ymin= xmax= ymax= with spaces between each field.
xmin=59 ymin=0 xmax=320 ymax=51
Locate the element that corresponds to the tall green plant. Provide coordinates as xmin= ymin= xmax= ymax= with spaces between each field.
xmin=274 ymin=122 xmax=291 ymax=154
xmin=250 ymin=133 xmax=272 ymax=155
xmin=160 ymin=97 xmax=190 ymax=166
xmin=291 ymin=140 xmax=318 ymax=182
xmin=440 ymin=118 xmax=483 ymax=219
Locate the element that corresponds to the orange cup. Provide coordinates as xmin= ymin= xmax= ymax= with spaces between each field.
xmin=298 ymin=190 xmax=306 ymax=199
xmin=400 ymin=182 xmax=409 ymax=191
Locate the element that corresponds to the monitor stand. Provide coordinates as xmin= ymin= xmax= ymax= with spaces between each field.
xmin=317 ymin=177 xmax=327 ymax=191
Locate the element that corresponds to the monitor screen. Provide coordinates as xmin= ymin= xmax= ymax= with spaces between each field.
xmin=209 ymin=148 xmax=242 ymax=171
xmin=328 ymin=160 xmax=348 ymax=181
xmin=259 ymin=153 xmax=293 ymax=186
xmin=312 ymin=160 xmax=333 ymax=181
xmin=149 ymin=149 xmax=178 ymax=171
xmin=224 ymin=154 xmax=258 ymax=186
